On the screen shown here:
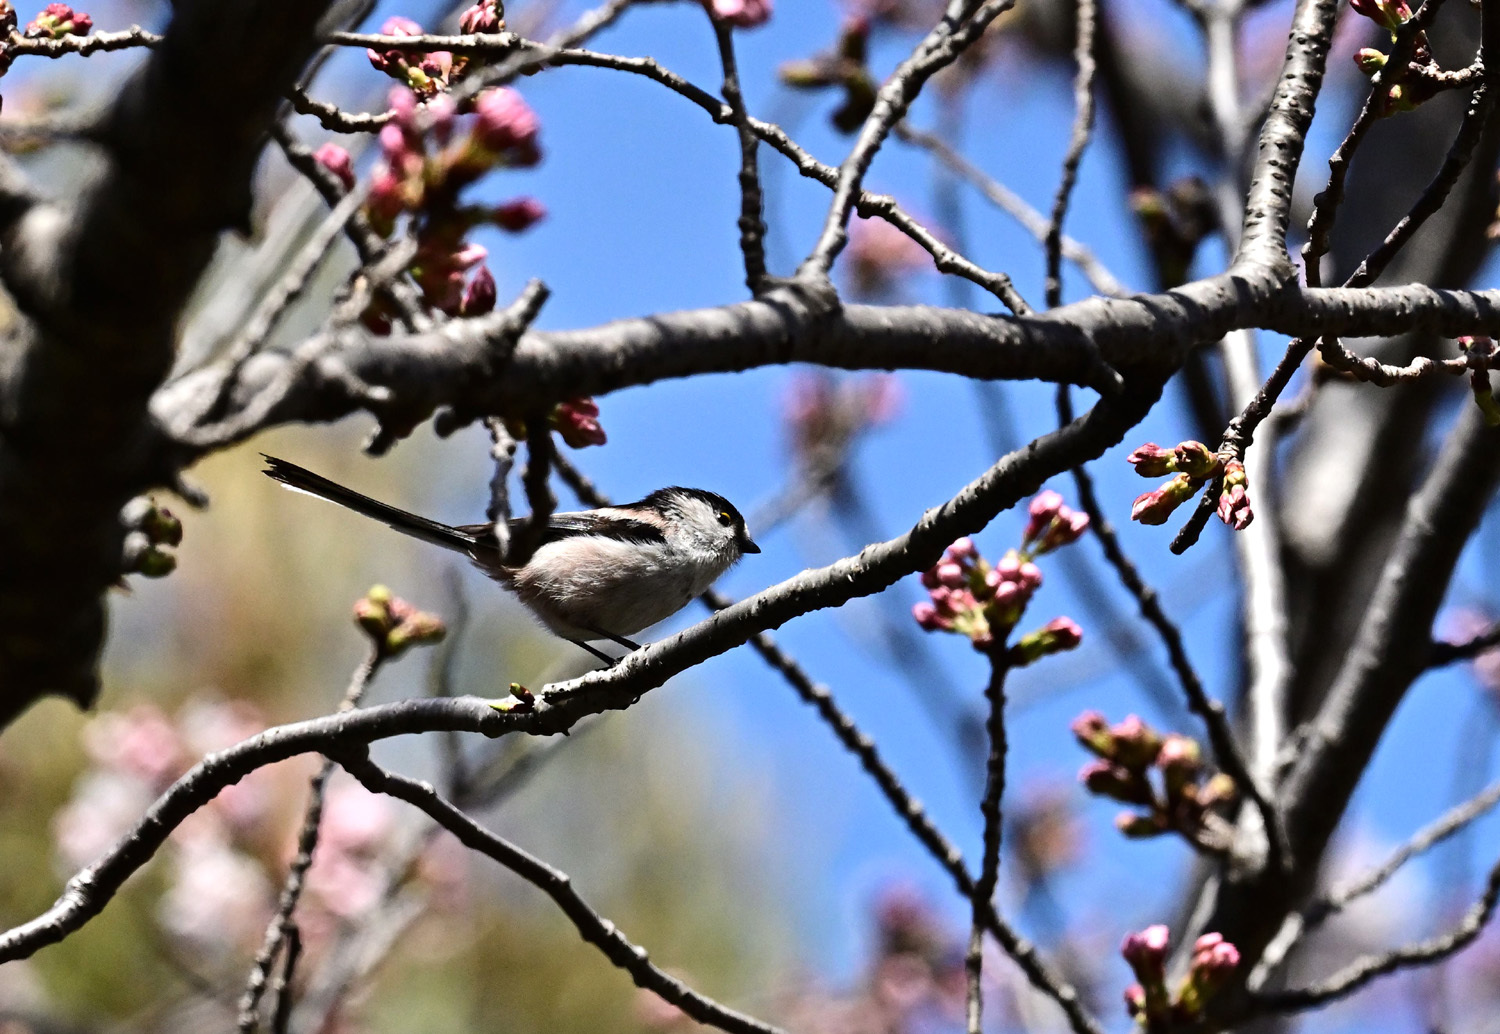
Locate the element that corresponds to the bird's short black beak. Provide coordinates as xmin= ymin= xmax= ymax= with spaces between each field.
xmin=741 ymin=536 xmax=761 ymax=554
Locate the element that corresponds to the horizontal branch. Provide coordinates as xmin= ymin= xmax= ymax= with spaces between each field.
xmin=7 ymin=25 xmax=162 ymax=58
xmin=153 ymin=273 xmax=1500 ymax=455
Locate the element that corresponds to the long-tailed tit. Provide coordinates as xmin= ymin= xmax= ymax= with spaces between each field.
xmin=262 ymin=456 xmax=759 ymax=663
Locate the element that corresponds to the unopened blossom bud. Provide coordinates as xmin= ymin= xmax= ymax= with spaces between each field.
xmin=1178 ymin=934 xmax=1241 ymax=1016
xmin=385 ymin=610 xmax=447 ymax=654
xmin=493 ymin=197 xmax=546 ymax=232
xmin=1120 ymin=925 xmax=1171 ymax=985
xmin=1037 ymin=509 xmax=1090 ymax=554
xmin=458 ymin=0 xmax=503 ymax=33
xmin=935 ymin=562 xmax=966 ymax=589
xmin=460 ymin=265 xmax=496 ymax=316
xmin=994 ymin=553 xmax=1021 ymax=582
xmin=354 ymin=584 xmax=397 ymax=639
xmin=1011 ymin=616 xmax=1083 ymax=666
xmin=1354 ymin=47 xmax=1388 ymax=75
xmin=1080 ymin=761 xmax=1153 ymax=805
xmin=472 ymin=87 xmax=540 ymax=162
xmin=778 ymin=58 xmax=838 ymax=88
xmin=1131 ymin=473 xmax=1197 ymax=525
xmin=1350 ymin=0 xmax=1411 ymax=32
xmin=1217 ymin=461 xmax=1253 ymax=530
xmin=1123 ymin=983 xmax=1146 ymax=1018
xmin=1110 ymin=715 xmax=1163 ymax=769
xmin=1071 ymin=710 xmax=1114 ymax=757
xmin=552 ymin=397 xmax=607 ymax=448
xmin=1157 ymin=734 xmax=1202 ymax=794
xmin=709 ymin=0 xmax=772 ymax=28
xmin=1023 ymin=490 xmax=1064 ymax=545
xmin=24 ymin=2 xmax=88 ymax=37
xmin=946 ymin=537 xmax=977 ymax=561
xmin=969 ymin=626 xmax=996 ymax=651
xmin=989 ymin=580 xmax=1024 ymax=612
xmin=1016 ymin=561 xmax=1042 ymax=592
xmin=426 ymin=92 xmax=458 ymax=143
xmin=1127 ymin=442 xmax=1175 ymax=477
xmin=920 ymin=566 xmax=942 ymax=590
xmin=913 ymin=601 xmax=950 ymax=631
xmin=313 ymin=143 xmax=355 ymax=191
xmin=1172 ymin=440 xmax=1219 ymax=479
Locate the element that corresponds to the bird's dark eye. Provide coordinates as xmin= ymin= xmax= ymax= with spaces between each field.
xmin=717 ymin=511 xmax=733 ymax=527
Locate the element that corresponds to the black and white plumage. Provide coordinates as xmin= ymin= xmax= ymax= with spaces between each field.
xmin=262 ymin=455 xmax=759 ymax=661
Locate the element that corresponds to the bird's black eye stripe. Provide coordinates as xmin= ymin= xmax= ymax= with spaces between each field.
xmin=717 ymin=511 xmax=733 ymax=527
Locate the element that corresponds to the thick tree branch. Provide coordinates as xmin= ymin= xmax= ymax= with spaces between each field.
xmin=0 ymin=0 xmax=339 ymax=724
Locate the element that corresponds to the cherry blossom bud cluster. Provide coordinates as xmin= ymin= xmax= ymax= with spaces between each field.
xmin=1121 ymin=925 xmax=1240 ymax=1031
xmin=354 ymin=584 xmax=447 ymax=657
xmin=1022 ymin=490 xmax=1090 ymax=555
xmin=24 ymin=2 xmax=90 ymax=38
xmin=1072 ymin=712 xmax=1238 ymax=853
xmin=779 ymin=17 xmax=876 ymax=133
xmin=458 ymin=0 xmax=503 ymax=33
xmin=1346 ymin=0 xmax=1456 ymax=116
xmin=707 ymin=0 xmax=772 ymax=28
xmin=912 ymin=491 xmax=1086 ymax=662
xmin=366 ymin=16 xmax=462 ymax=97
xmin=1458 ymin=336 xmax=1500 ymax=425
xmin=353 ymin=85 xmax=542 ymax=330
xmin=1127 ymin=440 xmax=1253 ymax=532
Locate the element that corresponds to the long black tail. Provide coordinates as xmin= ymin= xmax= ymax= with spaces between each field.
xmin=262 ymin=455 xmax=480 ymax=555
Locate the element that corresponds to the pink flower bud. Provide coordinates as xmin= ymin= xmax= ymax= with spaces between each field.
xmin=388 ymin=86 xmax=419 ymax=126
xmin=1023 ymin=490 xmax=1063 ymax=544
xmin=1354 ymin=47 xmax=1387 ymax=75
xmin=1184 ymin=933 xmax=1241 ymax=1008
xmin=313 ymin=143 xmax=355 ymax=191
xmin=1217 ymin=462 xmax=1253 ymax=530
xmin=709 ymin=0 xmax=771 ymax=28
xmin=472 ymin=87 xmax=541 ymax=163
xmin=458 ymin=0 xmax=502 ymax=34
xmin=24 ymin=2 xmax=89 ymax=38
xmin=1010 ymin=615 xmax=1083 ymax=666
xmin=1116 ymin=811 xmax=1169 ymax=838
xmin=378 ymin=122 xmax=410 ymax=161
xmin=1157 ymin=733 xmax=1203 ymax=795
xmin=1123 ymin=984 xmax=1146 ymax=1018
xmin=1016 ymin=562 xmax=1042 ymax=592
xmin=994 ymin=553 xmax=1022 ymax=582
xmin=920 ymin=566 xmax=942 ymax=589
xmin=946 ymin=536 xmax=977 ymax=561
xmin=1126 ymin=442 xmax=1175 ymax=477
xmin=1172 ymin=440 xmax=1219 ymax=479
xmin=913 ymin=601 xmax=947 ymax=631
xmin=427 ymin=93 xmax=458 ymax=143
xmin=1350 ymin=0 xmax=1411 ymax=32
xmin=493 ymin=197 xmax=546 ymax=232
xmin=1109 ymin=715 xmax=1163 ymax=768
xmin=1071 ymin=710 xmax=1114 ymax=756
xmin=552 ymin=397 xmax=606 ymax=448
xmin=1131 ymin=473 xmax=1197 ymax=525
xmin=1120 ymin=925 xmax=1170 ymax=984
xmin=452 ymin=242 xmax=488 ymax=269
xmin=461 ymin=265 xmax=496 ymax=316
xmin=935 ymin=562 xmax=966 ymax=589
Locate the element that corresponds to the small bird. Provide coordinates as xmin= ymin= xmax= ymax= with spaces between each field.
xmin=262 ymin=455 xmax=760 ymax=663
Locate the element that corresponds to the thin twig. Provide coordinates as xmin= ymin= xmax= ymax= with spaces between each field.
xmin=511 ymin=421 xmax=556 ymax=566
xmin=1043 ymin=0 xmax=1099 ymax=310
xmin=966 ymin=652 xmax=1011 ymax=1034
xmin=1254 ymin=851 xmax=1500 ymax=1012
xmin=6 ymin=25 xmax=161 ymax=58
xmin=894 ymin=124 xmax=1127 ymax=298
xmin=336 ymin=752 xmax=791 ymax=1034
xmin=711 ymin=18 xmax=768 ymax=294
xmin=237 ymin=644 xmax=385 ymax=1034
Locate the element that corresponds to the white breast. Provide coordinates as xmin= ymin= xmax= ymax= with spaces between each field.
xmin=504 ymin=536 xmax=732 ymax=640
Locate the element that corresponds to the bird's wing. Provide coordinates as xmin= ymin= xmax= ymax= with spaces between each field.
xmin=456 ymin=510 xmax=668 ymax=549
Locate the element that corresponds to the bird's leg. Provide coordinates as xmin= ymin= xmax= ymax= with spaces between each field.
xmin=581 ymin=623 xmax=643 ymax=653
xmin=566 ymin=638 xmax=617 ymax=665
